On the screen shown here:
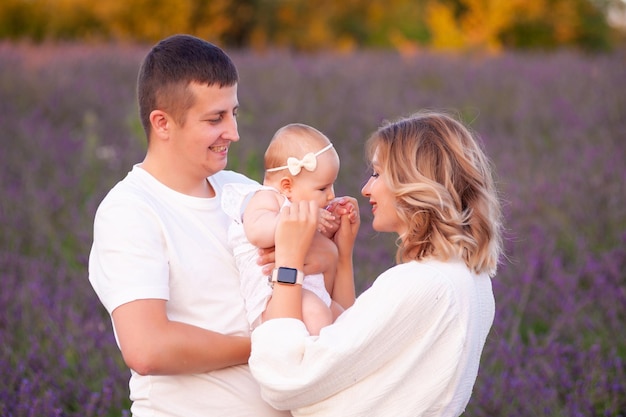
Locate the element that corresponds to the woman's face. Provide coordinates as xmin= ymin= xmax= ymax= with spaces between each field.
xmin=361 ymin=147 xmax=406 ymax=236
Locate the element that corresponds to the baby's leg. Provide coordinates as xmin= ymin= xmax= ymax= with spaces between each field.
xmin=302 ymin=288 xmax=333 ymax=336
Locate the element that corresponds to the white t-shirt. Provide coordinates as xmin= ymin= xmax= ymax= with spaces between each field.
xmin=249 ymin=259 xmax=495 ymax=417
xmin=89 ymin=165 xmax=289 ymax=417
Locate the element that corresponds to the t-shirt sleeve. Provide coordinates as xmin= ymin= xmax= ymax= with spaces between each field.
xmin=249 ymin=263 xmax=463 ymax=410
xmin=88 ymin=196 xmax=170 ymax=314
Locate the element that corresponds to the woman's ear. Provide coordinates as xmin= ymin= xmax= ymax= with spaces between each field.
xmin=279 ymin=177 xmax=293 ymax=197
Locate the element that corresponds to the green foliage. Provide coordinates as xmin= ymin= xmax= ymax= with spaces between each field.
xmin=500 ymin=0 xmax=614 ymax=51
xmin=0 ymin=0 xmax=621 ymax=51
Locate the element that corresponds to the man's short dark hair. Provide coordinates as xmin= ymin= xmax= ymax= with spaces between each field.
xmin=137 ymin=34 xmax=239 ymax=137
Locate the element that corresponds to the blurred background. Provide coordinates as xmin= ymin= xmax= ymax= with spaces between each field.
xmin=1 ymin=0 xmax=625 ymax=52
xmin=1 ymin=1 xmax=625 ymax=416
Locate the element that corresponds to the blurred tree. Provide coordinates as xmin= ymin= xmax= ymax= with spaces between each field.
xmin=459 ymin=0 xmax=525 ymax=51
xmin=0 ymin=0 xmax=107 ymax=41
xmin=572 ymin=0 xmax=615 ymax=50
xmin=427 ymin=0 xmax=614 ymax=51
xmin=427 ymin=1 xmax=465 ymax=49
xmin=500 ymin=0 xmax=613 ymax=50
xmin=190 ymin=0 xmax=256 ymax=47
xmin=94 ymin=0 xmax=194 ymax=42
xmin=362 ymin=0 xmax=430 ymax=49
xmin=0 ymin=0 xmax=621 ymax=51
xmin=0 ymin=0 xmax=47 ymax=40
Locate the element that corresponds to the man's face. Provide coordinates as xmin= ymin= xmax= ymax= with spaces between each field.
xmin=168 ymin=82 xmax=240 ymax=179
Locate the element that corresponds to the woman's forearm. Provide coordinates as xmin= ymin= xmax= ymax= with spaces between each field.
xmin=263 ymin=283 xmax=304 ymax=321
xmin=331 ymin=255 xmax=355 ymax=309
xmin=266 ymin=201 xmax=319 ymax=321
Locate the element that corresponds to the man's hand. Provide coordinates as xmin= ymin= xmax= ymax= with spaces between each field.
xmin=257 ymin=247 xmax=275 ymax=276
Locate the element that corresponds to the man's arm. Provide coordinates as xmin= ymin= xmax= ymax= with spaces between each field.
xmin=112 ymin=299 xmax=250 ymax=375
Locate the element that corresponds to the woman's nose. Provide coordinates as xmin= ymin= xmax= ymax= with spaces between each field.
xmin=361 ymin=178 xmax=371 ymax=197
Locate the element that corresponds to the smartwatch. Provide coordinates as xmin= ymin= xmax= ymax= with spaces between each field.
xmin=270 ymin=267 xmax=304 ymax=286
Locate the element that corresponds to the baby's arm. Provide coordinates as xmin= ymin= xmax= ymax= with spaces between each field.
xmin=242 ymin=190 xmax=283 ymax=249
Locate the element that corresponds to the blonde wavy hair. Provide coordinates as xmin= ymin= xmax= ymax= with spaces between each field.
xmin=366 ymin=111 xmax=503 ymax=276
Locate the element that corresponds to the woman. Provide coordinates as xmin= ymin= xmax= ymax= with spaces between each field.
xmin=249 ymin=110 xmax=503 ymax=417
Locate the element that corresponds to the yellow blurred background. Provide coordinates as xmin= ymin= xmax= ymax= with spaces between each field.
xmin=1 ymin=0 xmax=625 ymax=52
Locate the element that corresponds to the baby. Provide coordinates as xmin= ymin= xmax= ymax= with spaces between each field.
xmin=222 ymin=123 xmax=356 ymax=335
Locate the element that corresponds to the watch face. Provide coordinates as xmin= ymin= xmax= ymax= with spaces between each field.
xmin=277 ymin=267 xmax=298 ymax=284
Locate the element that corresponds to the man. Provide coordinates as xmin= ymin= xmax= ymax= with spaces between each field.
xmin=88 ymin=34 xmax=292 ymax=416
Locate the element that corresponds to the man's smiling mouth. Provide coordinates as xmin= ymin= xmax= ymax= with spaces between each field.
xmin=209 ymin=145 xmax=228 ymax=152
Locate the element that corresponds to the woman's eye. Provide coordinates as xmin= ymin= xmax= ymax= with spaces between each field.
xmin=371 ymin=172 xmax=380 ymax=178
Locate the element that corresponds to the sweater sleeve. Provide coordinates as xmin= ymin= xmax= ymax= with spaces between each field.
xmin=249 ymin=262 xmax=463 ymax=411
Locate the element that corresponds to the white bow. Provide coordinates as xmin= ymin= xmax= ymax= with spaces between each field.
xmin=265 ymin=143 xmax=334 ymax=176
xmin=286 ymin=152 xmax=317 ymax=175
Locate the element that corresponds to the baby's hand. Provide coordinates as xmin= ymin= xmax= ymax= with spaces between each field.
xmin=317 ymin=207 xmax=337 ymax=238
xmin=320 ymin=197 xmax=359 ymax=238
xmin=326 ymin=197 xmax=358 ymax=223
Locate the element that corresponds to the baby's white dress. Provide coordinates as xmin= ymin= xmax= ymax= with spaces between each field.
xmin=222 ymin=182 xmax=331 ymax=329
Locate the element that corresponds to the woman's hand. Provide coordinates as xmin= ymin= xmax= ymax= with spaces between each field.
xmin=263 ymin=201 xmax=319 ymax=323
xmin=331 ymin=197 xmax=360 ymax=257
xmin=320 ymin=196 xmax=359 ymax=238
xmin=275 ymin=200 xmax=319 ymax=270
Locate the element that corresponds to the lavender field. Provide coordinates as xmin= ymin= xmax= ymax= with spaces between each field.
xmin=1 ymin=42 xmax=625 ymax=416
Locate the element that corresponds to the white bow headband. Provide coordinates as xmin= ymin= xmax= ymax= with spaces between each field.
xmin=266 ymin=143 xmax=334 ymax=176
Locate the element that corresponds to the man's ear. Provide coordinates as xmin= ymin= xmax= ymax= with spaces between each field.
xmin=279 ymin=177 xmax=293 ymax=197
xmin=149 ymin=110 xmax=170 ymax=140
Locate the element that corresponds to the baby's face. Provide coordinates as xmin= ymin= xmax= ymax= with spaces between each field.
xmin=289 ymin=151 xmax=340 ymax=208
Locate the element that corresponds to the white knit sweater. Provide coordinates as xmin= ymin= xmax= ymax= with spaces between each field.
xmin=249 ymin=259 xmax=495 ymax=417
